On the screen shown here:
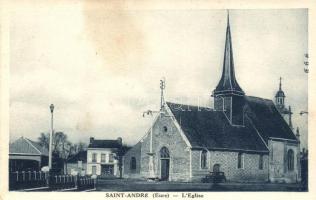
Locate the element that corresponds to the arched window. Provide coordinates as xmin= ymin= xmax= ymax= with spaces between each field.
xmin=237 ymin=152 xmax=244 ymax=169
xmin=287 ymin=149 xmax=294 ymax=171
xmin=130 ymin=157 xmax=136 ymax=170
xmin=201 ymin=150 xmax=207 ymax=169
xmin=160 ymin=147 xmax=170 ymax=158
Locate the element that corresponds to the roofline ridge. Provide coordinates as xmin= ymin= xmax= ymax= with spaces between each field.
xmin=24 ymin=137 xmax=42 ymax=155
xmin=246 ymin=95 xmax=273 ymax=102
xmin=166 ymin=101 xmax=213 ymax=110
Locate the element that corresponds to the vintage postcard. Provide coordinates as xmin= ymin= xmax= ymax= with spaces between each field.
xmin=0 ymin=0 xmax=315 ymax=199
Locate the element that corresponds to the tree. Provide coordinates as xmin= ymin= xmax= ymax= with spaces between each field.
xmin=38 ymin=132 xmax=49 ymax=149
xmin=113 ymin=144 xmax=130 ymax=179
xmin=38 ymin=131 xmax=76 ymax=174
xmin=72 ymin=141 xmax=87 ymax=154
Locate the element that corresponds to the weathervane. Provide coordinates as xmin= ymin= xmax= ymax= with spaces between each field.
xmin=160 ymin=77 xmax=166 ymax=109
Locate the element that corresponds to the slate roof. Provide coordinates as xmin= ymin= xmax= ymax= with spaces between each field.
xmin=166 ymin=97 xmax=297 ymax=153
xmin=245 ymin=96 xmax=297 ymax=143
xmin=166 ymin=102 xmax=268 ymax=152
xmin=88 ymin=139 xmax=122 ymax=149
xmin=9 ymin=137 xmax=49 ymax=156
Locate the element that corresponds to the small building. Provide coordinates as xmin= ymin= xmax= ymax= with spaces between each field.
xmin=123 ymin=14 xmax=301 ymax=183
xmin=67 ymin=150 xmax=87 ymax=176
xmin=87 ymin=137 xmax=122 ymax=178
xmin=9 ymin=137 xmax=48 ymax=172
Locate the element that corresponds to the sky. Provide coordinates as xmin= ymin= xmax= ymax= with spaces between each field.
xmin=9 ymin=4 xmax=308 ymax=148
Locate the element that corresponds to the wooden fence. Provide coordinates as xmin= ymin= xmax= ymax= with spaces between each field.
xmin=9 ymin=171 xmax=96 ymax=191
xmin=9 ymin=171 xmax=48 ymax=190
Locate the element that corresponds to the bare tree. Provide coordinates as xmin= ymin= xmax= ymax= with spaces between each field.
xmin=38 ymin=131 xmax=77 ymax=174
xmin=38 ymin=132 xmax=49 ymax=149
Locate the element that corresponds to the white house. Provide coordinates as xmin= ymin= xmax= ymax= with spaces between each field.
xmin=87 ymin=137 xmax=122 ymax=178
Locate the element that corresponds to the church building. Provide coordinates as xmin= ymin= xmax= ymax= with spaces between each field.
xmin=123 ymin=14 xmax=301 ymax=183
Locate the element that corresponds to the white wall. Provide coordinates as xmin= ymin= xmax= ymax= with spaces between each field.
xmin=86 ymin=148 xmax=119 ymax=176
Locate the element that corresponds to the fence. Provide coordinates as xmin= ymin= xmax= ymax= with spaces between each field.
xmin=9 ymin=171 xmax=96 ymax=191
xmin=9 ymin=171 xmax=48 ymax=190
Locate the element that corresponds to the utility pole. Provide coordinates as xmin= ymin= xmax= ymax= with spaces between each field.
xmin=48 ymin=104 xmax=54 ymax=170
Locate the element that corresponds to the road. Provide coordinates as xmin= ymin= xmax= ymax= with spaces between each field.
xmin=95 ymin=178 xmax=306 ymax=192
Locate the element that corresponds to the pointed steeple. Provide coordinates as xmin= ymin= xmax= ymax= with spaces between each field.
xmin=276 ymin=77 xmax=285 ymax=98
xmin=213 ymin=11 xmax=245 ymax=126
xmin=214 ymin=11 xmax=244 ymax=96
xmin=275 ymin=77 xmax=286 ymax=109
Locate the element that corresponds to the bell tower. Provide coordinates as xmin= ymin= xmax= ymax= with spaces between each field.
xmin=213 ymin=12 xmax=245 ymax=126
xmin=275 ymin=77 xmax=285 ymax=109
xmin=274 ymin=77 xmax=293 ymax=130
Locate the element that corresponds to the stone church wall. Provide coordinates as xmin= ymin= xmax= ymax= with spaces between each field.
xmin=268 ymin=139 xmax=300 ymax=183
xmin=191 ymin=150 xmax=269 ymax=182
xmin=140 ymin=109 xmax=191 ymax=181
xmin=122 ymin=142 xmax=142 ymax=179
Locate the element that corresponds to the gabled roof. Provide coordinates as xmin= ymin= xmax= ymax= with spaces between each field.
xmin=166 ymin=96 xmax=297 ymax=152
xmin=245 ymin=96 xmax=297 ymax=143
xmin=9 ymin=137 xmax=49 ymax=156
xmin=166 ymin=102 xmax=268 ymax=153
xmin=88 ymin=139 xmax=121 ymax=149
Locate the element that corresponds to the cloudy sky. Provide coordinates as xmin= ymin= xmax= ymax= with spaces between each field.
xmin=10 ymin=3 xmax=308 ymax=148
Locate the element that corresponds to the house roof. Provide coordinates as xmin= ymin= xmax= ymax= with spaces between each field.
xmin=9 ymin=137 xmax=49 ymax=156
xmin=88 ymin=139 xmax=122 ymax=149
xmin=166 ymin=97 xmax=297 ymax=153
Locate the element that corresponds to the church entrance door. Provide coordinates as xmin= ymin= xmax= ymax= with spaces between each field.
xmin=161 ymin=159 xmax=170 ymax=181
xmin=160 ymin=147 xmax=170 ymax=181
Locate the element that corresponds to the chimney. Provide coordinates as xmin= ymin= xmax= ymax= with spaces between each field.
xmin=89 ymin=137 xmax=94 ymax=144
xmin=117 ymin=137 xmax=122 ymax=146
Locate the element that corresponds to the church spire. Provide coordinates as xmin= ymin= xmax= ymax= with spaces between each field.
xmin=275 ymin=77 xmax=285 ymax=108
xmin=213 ymin=11 xmax=245 ymax=126
xmin=214 ymin=11 xmax=244 ymax=96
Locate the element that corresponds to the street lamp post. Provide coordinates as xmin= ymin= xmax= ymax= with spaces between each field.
xmin=48 ymin=104 xmax=54 ymax=170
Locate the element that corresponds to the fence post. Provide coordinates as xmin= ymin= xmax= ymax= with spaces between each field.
xmin=75 ymin=175 xmax=78 ymax=188
xmin=22 ymin=171 xmax=25 ymax=181
xmin=16 ymin=171 xmax=19 ymax=181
